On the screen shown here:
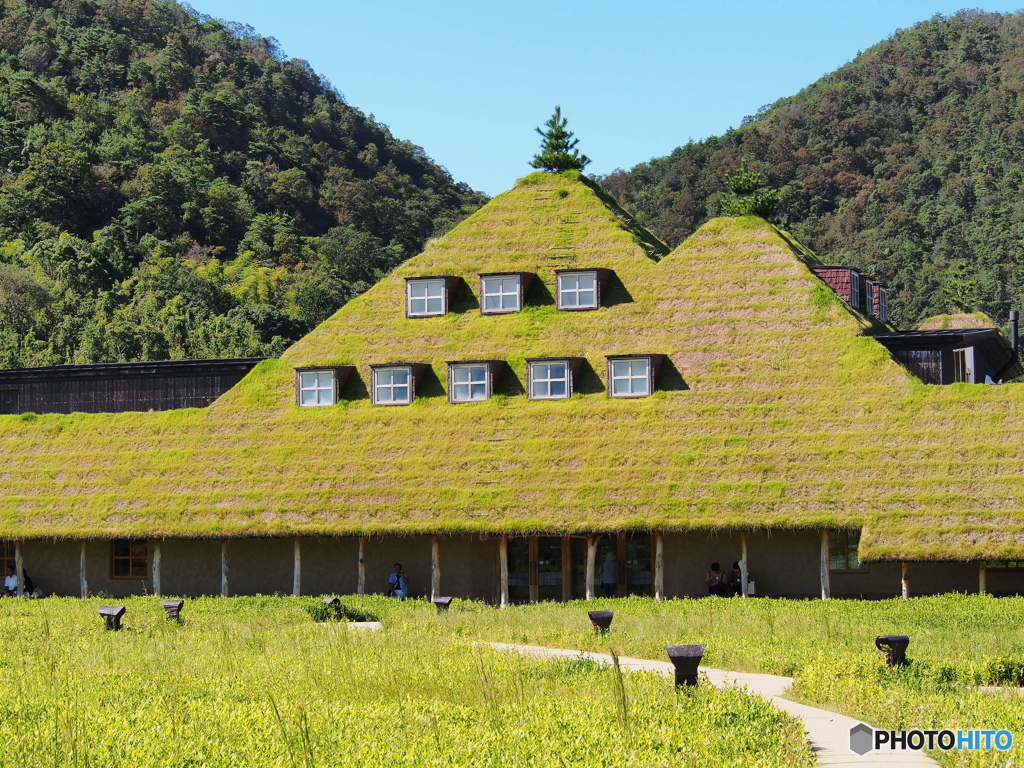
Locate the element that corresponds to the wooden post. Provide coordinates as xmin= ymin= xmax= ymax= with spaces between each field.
xmin=430 ymin=536 xmax=440 ymax=601
xmin=528 ymin=537 xmax=539 ymax=603
xmin=561 ymin=537 xmax=572 ymax=602
xmin=653 ymin=531 xmax=665 ymax=601
xmin=220 ymin=540 xmax=229 ymax=597
xmin=820 ymin=529 xmax=831 ymax=600
xmin=14 ymin=541 xmax=23 ymax=597
xmin=901 ymin=562 xmax=910 ymax=599
xmin=292 ymin=537 xmax=301 ymax=597
xmin=979 ymin=560 xmax=987 ymax=595
xmin=79 ymin=541 xmax=88 ymax=598
xmin=498 ymin=536 xmax=509 ymax=608
xmin=357 ymin=537 xmax=365 ymax=595
xmin=740 ymin=532 xmax=749 ymax=598
xmin=584 ymin=535 xmax=597 ymax=600
xmin=152 ymin=540 xmax=162 ymax=597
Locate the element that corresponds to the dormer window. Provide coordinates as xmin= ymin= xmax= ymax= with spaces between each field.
xmin=864 ymin=279 xmax=877 ymax=318
xmin=556 ymin=270 xmax=598 ymax=310
xmin=480 ymin=273 xmax=533 ymax=314
xmin=447 ymin=361 xmax=502 ymax=403
xmin=850 ymin=273 xmax=861 ymax=309
xmin=370 ymin=364 xmax=427 ymax=405
xmin=405 ymin=277 xmax=458 ymax=317
xmin=606 ymin=355 xmax=664 ymax=398
xmin=295 ymin=367 xmax=353 ymax=407
xmin=878 ymin=287 xmax=889 ymax=323
xmin=527 ymin=358 xmax=582 ymax=400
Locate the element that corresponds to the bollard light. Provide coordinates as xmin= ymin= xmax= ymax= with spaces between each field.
xmin=875 ymin=634 xmax=910 ymax=667
xmin=666 ymin=644 xmax=706 ymax=687
xmin=161 ymin=599 xmax=184 ymax=621
xmin=432 ymin=596 xmax=453 ymax=613
xmin=98 ymin=606 xmax=126 ymax=631
xmin=588 ymin=610 xmax=614 ymax=634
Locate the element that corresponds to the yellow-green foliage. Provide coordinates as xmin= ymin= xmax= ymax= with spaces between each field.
xmin=0 ymin=597 xmax=812 ymax=768
xmin=1 ymin=171 xmax=1023 ymax=559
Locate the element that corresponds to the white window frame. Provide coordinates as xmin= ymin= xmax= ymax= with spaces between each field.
xmin=481 ymin=275 xmax=522 ymax=314
xmin=406 ymin=279 xmax=447 ymax=317
xmin=557 ymin=271 xmax=599 ymax=310
xmin=609 ymin=357 xmax=651 ymax=398
xmin=849 ymin=272 xmax=861 ymax=309
xmin=528 ymin=360 xmax=572 ymax=400
xmin=450 ymin=363 xmax=491 ymax=403
xmin=297 ymin=369 xmax=336 ymax=407
xmin=864 ymin=280 xmax=876 ymax=317
xmin=373 ymin=366 xmax=414 ymax=405
xmin=952 ymin=347 xmax=974 ymax=384
xmin=878 ymin=288 xmax=889 ymax=323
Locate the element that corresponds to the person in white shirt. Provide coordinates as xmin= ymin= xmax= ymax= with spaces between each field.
xmin=4 ymin=565 xmax=18 ymax=596
xmin=387 ymin=563 xmax=409 ymax=598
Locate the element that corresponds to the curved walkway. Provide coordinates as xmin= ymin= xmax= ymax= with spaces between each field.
xmin=489 ymin=643 xmax=937 ymax=767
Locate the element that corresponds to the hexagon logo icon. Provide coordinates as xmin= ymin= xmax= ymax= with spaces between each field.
xmin=850 ymin=723 xmax=874 ymax=755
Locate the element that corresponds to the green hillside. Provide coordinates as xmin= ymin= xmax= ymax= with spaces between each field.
xmin=601 ymin=10 xmax=1024 ymax=328
xmin=0 ymin=0 xmax=484 ymax=368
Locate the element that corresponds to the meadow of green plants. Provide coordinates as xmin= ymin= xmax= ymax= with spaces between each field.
xmin=0 ymin=596 xmax=812 ymax=768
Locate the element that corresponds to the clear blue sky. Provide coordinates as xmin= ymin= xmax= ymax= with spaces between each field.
xmin=192 ymin=1 xmax=1018 ymax=196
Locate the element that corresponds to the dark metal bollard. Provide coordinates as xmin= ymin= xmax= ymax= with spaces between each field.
xmin=666 ymin=645 xmax=706 ymax=687
xmin=875 ymin=635 xmax=910 ymax=667
xmin=588 ymin=610 xmax=614 ymax=634
xmin=98 ymin=606 xmax=126 ymax=631
xmin=161 ymin=599 xmax=184 ymax=621
xmin=433 ymin=596 xmax=453 ymax=613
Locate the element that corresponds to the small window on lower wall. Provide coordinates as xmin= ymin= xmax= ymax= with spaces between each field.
xmin=828 ymin=529 xmax=867 ymax=572
xmin=112 ymin=540 xmax=148 ymax=579
xmin=448 ymin=361 xmax=502 ymax=403
xmin=988 ymin=561 xmax=1024 ymax=569
xmin=606 ymin=355 xmax=663 ymax=398
xmin=527 ymin=358 xmax=582 ymax=400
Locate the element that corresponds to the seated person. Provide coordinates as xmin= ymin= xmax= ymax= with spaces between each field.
xmin=727 ymin=562 xmax=743 ymax=596
xmin=22 ymin=569 xmax=33 ymax=596
xmin=387 ymin=563 xmax=409 ymax=598
xmin=3 ymin=565 xmax=16 ymax=596
xmin=705 ymin=562 xmax=727 ymax=596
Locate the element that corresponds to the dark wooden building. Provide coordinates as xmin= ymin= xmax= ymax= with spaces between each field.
xmin=0 ymin=358 xmax=265 ymax=415
xmin=873 ymin=329 xmax=1021 ymax=384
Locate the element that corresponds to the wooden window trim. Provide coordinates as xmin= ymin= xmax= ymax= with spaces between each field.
xmin=404 ymin=276 xmax=458 ymax=318
xmin=828 ymin=529 xmax=869 ymax=574
xmin=987 ymin=561 xmax=1024 ymax=570
xmin=479 ymin=273 xmax=534 ymax=315
xmin=606 ymin=355 xmax=664 ymax=398
xmin=554 ymin=268 xmax=611 ymax=311
xmin=370 ymin=363 xmax=427 ymax=406
xmin=111 ymin=539 xmax=149 ymax=580
xmin=525 ymin=358 xmax=583 ymax=400
xmin=294 ymin=366 xmax=353 ymax=407
xmin=446 ymin=360 xmax=502 ymax=403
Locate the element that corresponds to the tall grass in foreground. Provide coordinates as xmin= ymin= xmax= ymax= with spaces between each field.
xmin=0 ymin=597 xmax=810 ymax=767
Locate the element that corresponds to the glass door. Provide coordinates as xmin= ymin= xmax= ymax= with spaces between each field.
xmin=536 ymin=537 xmax=563 ymax=601
xmin=507 ymin=538 xmax=531 ymax=603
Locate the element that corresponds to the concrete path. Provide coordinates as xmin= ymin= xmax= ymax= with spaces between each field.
xmin=489 ymin=643 xmax=937 ymax=767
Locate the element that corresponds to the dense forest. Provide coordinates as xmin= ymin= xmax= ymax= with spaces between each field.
xmin=0 ymin=0 xmax=484 ymax=367
xmin=601 ymin=11 xmax=1024 ymax=327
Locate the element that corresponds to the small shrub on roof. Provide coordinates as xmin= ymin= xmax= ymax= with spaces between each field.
xmin=721 ymin=160 xmax=779 ymax=220
xmin=531 ymin=106 xmax=591 ymax=172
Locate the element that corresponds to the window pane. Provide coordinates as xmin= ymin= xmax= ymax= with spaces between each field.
xmin=454 ymin=367 xmax=471 ymax=384
xmin=392 ymin=368 xmax=409 ymax=385
xmin=113 ymin=559 xmax=129 ymax=577
xmin=613 ymin=378 xmax=630 ymax=395
xmin=550 ymin=379 xmax=566 ymax=397
xmin=113 ymin=540 xmax=131 ymax=558
xmin=484 ymin=293 xmax=502 ymax=311
xmin=829 ymin=553 xmax=847 ymax=571
xmin=392 ymin=384 xmax=409 ymax=402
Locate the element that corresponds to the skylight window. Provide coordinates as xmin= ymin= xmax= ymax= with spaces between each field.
xmin=373 ymin=366 xmax=413 ymax=405
xmin=481 ymin=275 xmax=522 ymax=314
xmin=609 ymin=358 xmax=651 ymax=397
xmin=556 ymin=270 xmax=598 ymax=310
xmin=297 ymin=370 xmax=336 ymax=407
xmin=406 ymin=278 xmax=448 ymax=317
xmin=528 ymin=360 xmax=572 ymax=400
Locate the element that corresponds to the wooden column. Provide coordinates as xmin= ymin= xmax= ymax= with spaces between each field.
xmin=584 ymin=535 xmax=597 ymax=600
xmin=740 ymin=532 xmax=749 ymax=599
xmin=79 ymin=541 xmax=88 ymax=599
xmin=430 ymin=536 xmax=441 ymax=601
xmin=498 ymin=536 xmax=509 ymax=607
xmin=292 ymin=537 xmax=301 ymax=597
xmin=357 ymin=537 xmax=366 ymax=595
xmin=220 ymin=540 xmax=229 ymax=597
xmin=14 ymin=541 xmax=23 ymax=597
xmin=528 ymin=537 xmax=539 ymax=603
xmin=653 ymin=531 xmax=665 ymax=601
xmin=901 ymin=562 xmax=910 ymax=599
xmin=152 ymin=540 xmax=162 ymax=597
xmin=820 ymin=529 xmax=831 ymax=600
xmin=979 ymin=561 xmax=987 ymax=595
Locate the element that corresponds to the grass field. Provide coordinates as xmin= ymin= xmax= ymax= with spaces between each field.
xmin=0 ymin=596 xmax=812 ymax=768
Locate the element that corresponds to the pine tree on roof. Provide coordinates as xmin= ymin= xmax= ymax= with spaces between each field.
xmin=531 ymin=106 xmax=591 ymax=172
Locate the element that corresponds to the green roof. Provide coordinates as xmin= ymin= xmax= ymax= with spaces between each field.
xmin=0 ymin=171 xmax=1022 ymax=561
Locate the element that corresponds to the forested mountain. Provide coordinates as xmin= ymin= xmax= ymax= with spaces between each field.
xmin=601 ymin=11 xmax=1024 ymax=327
xmin=0 ymin=0 xmax=484 ymax=367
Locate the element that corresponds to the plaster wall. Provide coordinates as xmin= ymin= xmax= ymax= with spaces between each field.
xmin=159 ymin=539 xmax=221 ymax=597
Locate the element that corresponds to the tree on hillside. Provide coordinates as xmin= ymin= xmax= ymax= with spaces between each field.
xmin=720 ymin=160 xmax=779 ymax=220
xmin=531 ymin=107 xmax=590 ymax=172
xmin=942 ymin=262 xmax=979 ymax=312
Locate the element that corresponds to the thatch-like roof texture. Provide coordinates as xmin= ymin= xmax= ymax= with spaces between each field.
xmin=1 ymin=171 xmax=1023 ymax=561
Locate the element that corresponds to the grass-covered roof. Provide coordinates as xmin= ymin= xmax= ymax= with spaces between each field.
xmin=1 ymin=171 xmax=1023 ymax=562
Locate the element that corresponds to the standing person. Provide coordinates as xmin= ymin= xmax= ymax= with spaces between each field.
xmin=705 ymin=562 xmax=727 ymax=596
xmin=387 ymin=563 xmax=409 ymax=598
xmin=3 ymin=565 xmax=16 ymax=596
xmin=600 ymin=551 xmax=618 ymax=597
xmin=727 ymin=562 xmax=743 ymax=596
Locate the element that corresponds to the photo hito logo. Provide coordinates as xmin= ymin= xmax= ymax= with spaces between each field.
xmin=850 ymin=723 xmax=1013 ymax=755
